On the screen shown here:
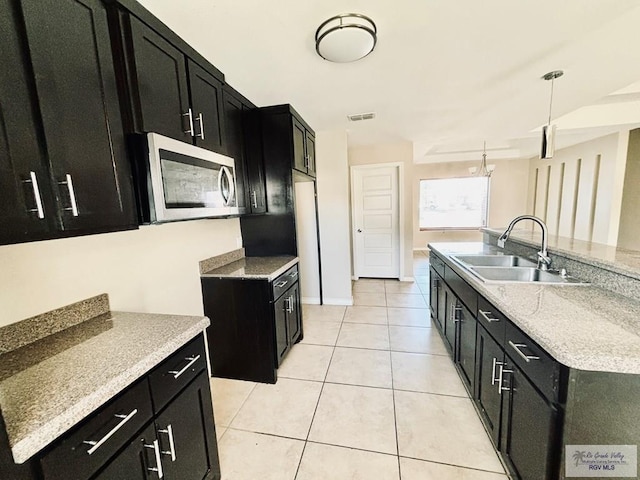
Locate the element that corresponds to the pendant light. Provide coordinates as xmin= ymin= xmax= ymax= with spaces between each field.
xmin=541 ymin=70 xmax=564 ymax=159
xmin=469 ymin=141 xmax=495 ymax=177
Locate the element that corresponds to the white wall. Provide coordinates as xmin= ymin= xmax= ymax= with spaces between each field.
xmin=348 ymin=141 xmax=414 ymax=279
xmin=294 ymin=181 xmax=321 ymax=304
xmin=316 ymin=130 xmax=353 ymax=305
xmin=0 ymin=219 xmax=241 ymax=327
xmin=618 ymin=129 xmax=640 ymax=250
xmin=413 ymin=158 xmax=530 ymax=248
xmin=526 ymin=131 xmax=629 ymax=245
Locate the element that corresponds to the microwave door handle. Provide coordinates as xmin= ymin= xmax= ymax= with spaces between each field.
xmin=218 ymin=166 xmax=235 ymax=206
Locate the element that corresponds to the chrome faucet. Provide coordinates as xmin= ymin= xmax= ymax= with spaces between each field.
xmin=497 ymin=215 xmax=552 ymax=271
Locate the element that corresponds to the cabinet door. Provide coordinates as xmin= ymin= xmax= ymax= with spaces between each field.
xmin=457 ymin=304 xmax=477 ymax=391
xmin=242 ymin=105 xmax=266 ymax=213
xmin=501 ymin=361 xmax=559 ymax=480
xmin=128 ymin=16 xmax=190 ymax=141
xmin=292 ymin=118 xmax=306 ymax=173
xmin=305 ymin=131 xmax=316 ymax=177
xmin=22 ymin=0 xmax=136 ymax=233
xmin=287 ymin=283 xmax=302 ymax=344
xmin=188 ymin=60 xmax=224 ymax=153
xmin=273 ymin=294 xmax=289 ymax=365
xmin=94 ymin=424 xmax=156 ymax=480
xmin=443 ymin=287 xmax=457 ymax=353
xmin=0 ymin=0 xmax=55 ymax=245
xmin=429 ymin=267 xmax=440 ymax=326
xmin=474 ymin=326 xmax=504 ymax=447
xmin=437 ymin=280 xmax=448 ymax=339
xmin=155 ymin=372 xmax=220 ymax=480
xmin=222 ymin=88 xmax=247 ymax=211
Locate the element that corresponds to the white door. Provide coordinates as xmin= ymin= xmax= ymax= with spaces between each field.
xmin=352 ymin=165 xmax=400 ymax=279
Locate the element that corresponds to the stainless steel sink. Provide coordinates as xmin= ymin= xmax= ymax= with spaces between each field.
xmin=452 ymin=254 xmax=536 ymax=268
xmin=467 ymin=266 xmax=589 ymax=285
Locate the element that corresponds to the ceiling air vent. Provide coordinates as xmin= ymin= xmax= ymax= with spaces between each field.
xmin=347 ymin=112 xmax=376 ymax=122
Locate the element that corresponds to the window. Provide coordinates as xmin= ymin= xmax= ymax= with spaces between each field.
xmin=419 ymin=177 xmax=489 ymax=229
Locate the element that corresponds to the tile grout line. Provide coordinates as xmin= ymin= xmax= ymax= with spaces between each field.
xmin=387 ymin=304 xmax=404 ymax=479
xmin=293 ymin=306 xmax=346 ymax=480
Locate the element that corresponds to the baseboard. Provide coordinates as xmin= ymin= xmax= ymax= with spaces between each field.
xmin=414 ymin=247 xmax=430 ymax=251
xmin=321 ymin=297 xmax=354 ymax=306
xmin=401 ymin=277 xmax=415 ymax=282
xmin=301 ymin=297 xmax=321 ymax=305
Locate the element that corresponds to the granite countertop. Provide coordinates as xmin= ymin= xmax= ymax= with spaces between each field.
xmin=429 ymin=242 xmax=640 ymax=375
xmin=0 ymin=310 xmax=209 ymax=464
xmin=482 ymin=227 xmax=640 ymax=281
xmin=201 ymin=255 xmax=298 ymax=280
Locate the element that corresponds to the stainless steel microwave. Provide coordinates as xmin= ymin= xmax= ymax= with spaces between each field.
xmin=143 ymin=133 xmax=239 ymax=222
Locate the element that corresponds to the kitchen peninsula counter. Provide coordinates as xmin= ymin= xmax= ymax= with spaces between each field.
xmin=429 ymin=242 xmax=640 ymax=375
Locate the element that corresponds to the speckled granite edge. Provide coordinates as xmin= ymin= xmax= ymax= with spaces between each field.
xmin=201 ymin=256 xmax=298 ymax=280
xmin=9 ymin=314 xmax=210 ymax=464
xmin=199 ymin=248 xmax=245 ymax=274
xmin=482 ymin=231 xmax=640 ymax=301
xmin=0 ymin=294 xmax=110 ymax=355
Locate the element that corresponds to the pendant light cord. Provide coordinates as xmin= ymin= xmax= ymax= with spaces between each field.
xmin=548 ymin=77 xmax=555 ymax=126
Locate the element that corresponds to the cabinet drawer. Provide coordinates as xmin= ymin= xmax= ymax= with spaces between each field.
xmin=444 ymin=266 xmax=478 ymax=315
xmin=148 ymin=335 xmax=207 ymax=413
xmin=40 ymin=379 xmax=152 ymax=480
xmin=476 ymin=297 xmax=506 ymax=344
xmin=272 ymin=264 xmax=298 ymax=300
xmin=429 ymin=253 xmax=445 ymax=278
xmin=504 ymin=322 xmax=561 ymax=402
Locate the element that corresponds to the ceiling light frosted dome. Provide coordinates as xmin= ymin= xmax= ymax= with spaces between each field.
xmin=315 ymin=14 xmax=377 ymax=63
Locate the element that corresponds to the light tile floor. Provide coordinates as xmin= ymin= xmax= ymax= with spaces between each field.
xmin=210 ymin=250 xmax=508 ymax=479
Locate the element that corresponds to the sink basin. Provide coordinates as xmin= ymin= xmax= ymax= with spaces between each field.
xmin=452 ymin=254 xmax=536 ymax=268
xmin=469 ymin=266 xmax=589 ymax=285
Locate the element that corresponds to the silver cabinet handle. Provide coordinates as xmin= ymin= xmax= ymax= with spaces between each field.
xmin=145 ymin=439 xmax=164 ymax=479
xmin=491 ymin=358 xmax=503 ymax=386
xmin=479 ymin=309 xmax=500 ymax=323
xmin=290 ymin=271 xmax=298 ymax=279
xmin=496 ymin=364 xmax=513 ymax=394
xmin=158 ymin=424 xmax=176 ymax=461
xmin=196 ymin=112 xmax=205 ymax=139
xmin=83 ymin=409 xmax=138 ymax=455
xmin=287 ymin=295 xmax=294 ymax=313
xmin=275 ymin=280 xmax=288 ymax=288
xmin=58 ymin=173 xmax=79 ymax=216
xmin=218 ymin=166 xmax=235 ymax=206
xmin=183 ymin=108 xmax=194 ymax=136
xmin=23 ymin=171 xmax=45 ymax=219
xmin=450 ymin=304 xmax=462 ymax=322
xmin=168 ymin=355 xmax=200 ymax=379
xmin=251 ymin=190 xmax=258 ymax=208
xmin=508 ymin=341 xmax=540 ymax=363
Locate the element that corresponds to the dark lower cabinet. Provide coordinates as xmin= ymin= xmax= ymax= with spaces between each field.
xmin=456 ymin=303 xmax=476 ymax=391
xmin=443 ymin=284 xmax=456 ymax=353
xmin=500 ymin=360 xmax=559 ymax=480
xmin=93 ymin=424 xmax=155 ymax=480
xmin=475 ymin=325 xmax=505 ymax=447
xmin=429 ymin=267 xmax=440 ymax=325
xmin=274 ymin=293 xmax=290 ymax=366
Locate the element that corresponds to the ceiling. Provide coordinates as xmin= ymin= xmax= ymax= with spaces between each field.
xmin=137 ymin=0 xmax=640 ymax=162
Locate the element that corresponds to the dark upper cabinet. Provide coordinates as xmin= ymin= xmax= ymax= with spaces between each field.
xmin=188 ymin=60 xmax=224 ymax=152
xmin=125 ymin=16 xmax=190 ymax=141
xmin=0 ymin=0 xmax=137 ymax=245
xmin=113 ymin=10 xmax=226 ymax=154
xmin=305 ymin=131 xmax=316 ymax=177
xmin=222 ymin=85 xmax=266 ymax=214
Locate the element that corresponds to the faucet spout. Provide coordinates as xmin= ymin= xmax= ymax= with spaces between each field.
xmin=497 ymin=215 xmax=551 ymax=270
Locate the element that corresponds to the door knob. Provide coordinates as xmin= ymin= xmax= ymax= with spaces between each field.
xmin=357 ymin=229 xmax=362 ymax=233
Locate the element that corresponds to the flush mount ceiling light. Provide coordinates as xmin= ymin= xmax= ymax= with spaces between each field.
xmin=468 ymin=141 xmax=495 ymax=177
xmin=315 ymin=13 xmax=377 ymax=63
xmin=540 ymin=70 xmax=564 ymax=159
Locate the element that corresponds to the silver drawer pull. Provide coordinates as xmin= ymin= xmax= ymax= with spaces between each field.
xmin=158 ymin=424 xmax=176 ymax=461
xmin=23 ymin=171 xmax=45 ymax=218
xmin=274 ymin=280 xmax=288 ymax=288
xmin=479 ymin=309 xmax=500 ymax=323
xmin=251 ymin=190 xmax=258 ymax=208
xmin=58 ymin=174 xmax=79 ymax=216
xmin=83 ymin=409 xmax=138 ymax=455
xmin=497 ymin=365 xmax=513 ymax=394
xmin=449 ymin=304 xmax=462 ymax=322
xmin=168 ymin=355 xmax=201 ymax=379
xmin=145 ymin=439 xmax=164 ymax=479
xmin=290 ymin=271 xmax=298 ymax=278
xmin=196 ymin=112 xmax=205 ymax=139
xmin=508 ymin=341 xmax=540 ymax=363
